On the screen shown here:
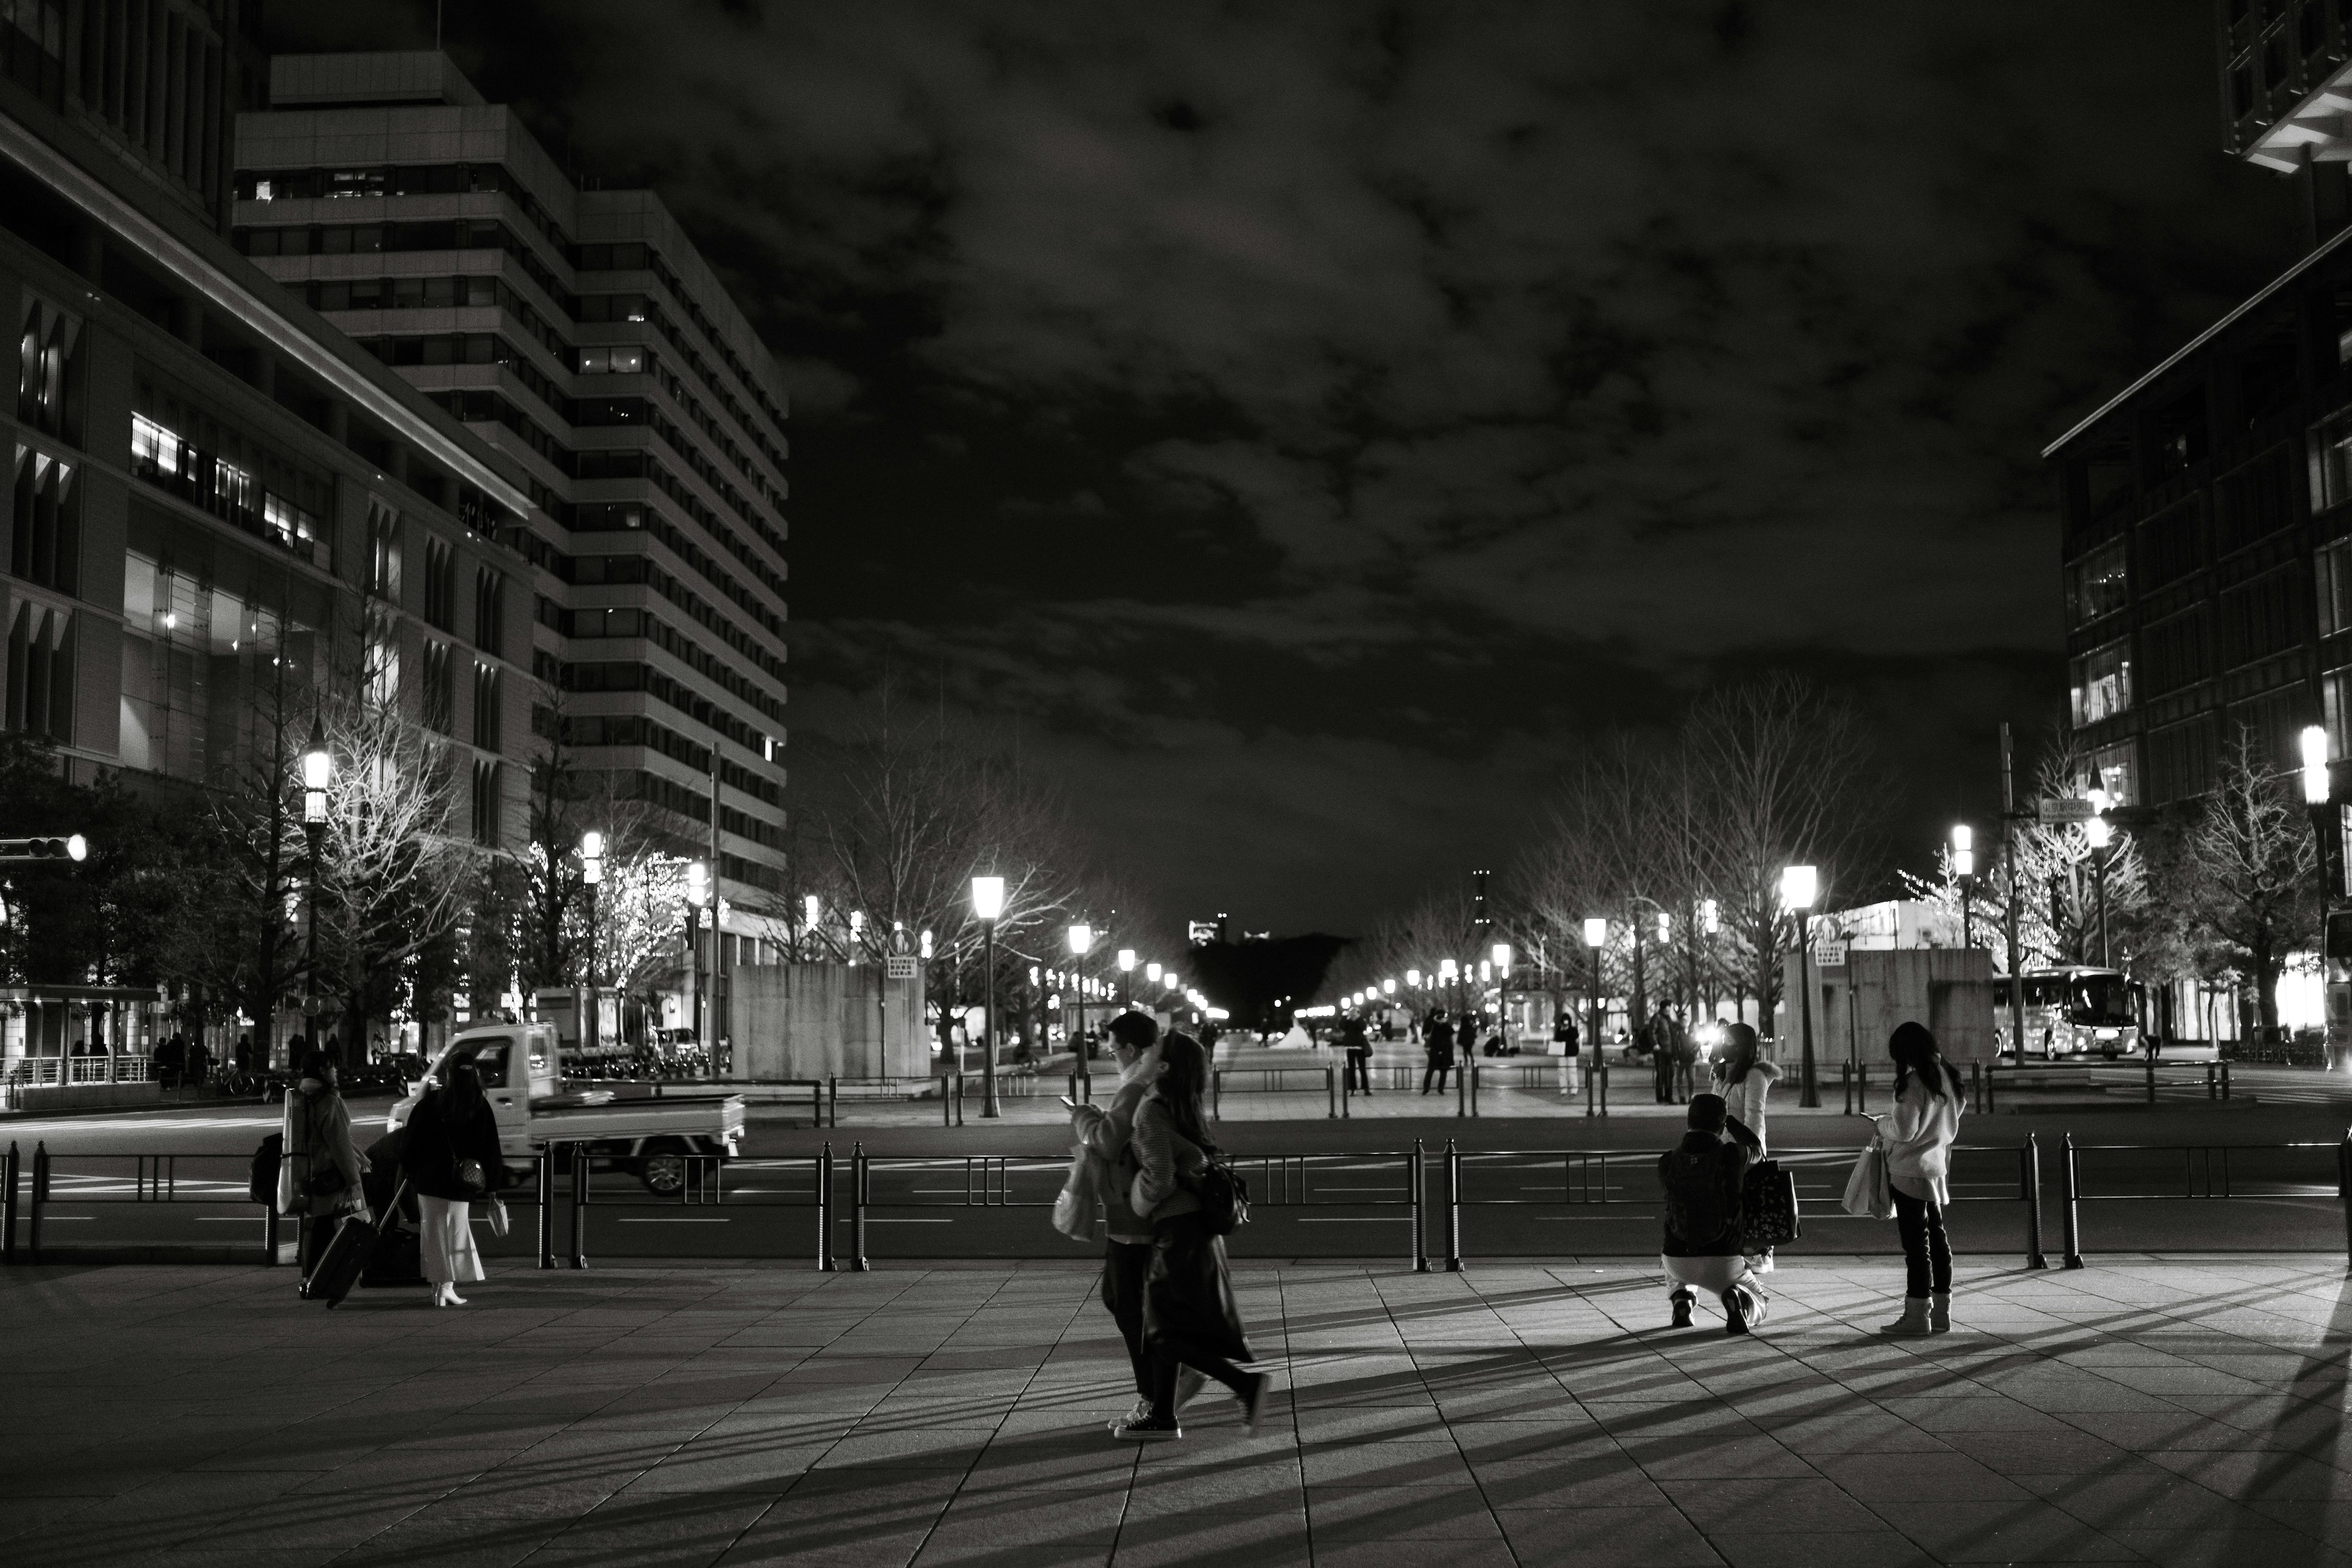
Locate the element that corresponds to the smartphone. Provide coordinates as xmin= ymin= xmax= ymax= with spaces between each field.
xmin=1058 ymin=1095 xmax=1079 ymax=1109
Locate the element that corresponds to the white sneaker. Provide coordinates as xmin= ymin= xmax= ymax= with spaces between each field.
xmin=1107 ymin=1397 xmax=1153 ymax=1432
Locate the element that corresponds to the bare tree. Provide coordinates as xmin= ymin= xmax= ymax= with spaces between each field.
xmin=2177 ymin=725 xmax=2318 ymax=1041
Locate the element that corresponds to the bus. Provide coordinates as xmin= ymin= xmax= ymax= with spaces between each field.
xmin=1994 ymin=967 xmax=2145 ymax=1060
xmin=2326 ymin=911 xmax=2352 ymax=1070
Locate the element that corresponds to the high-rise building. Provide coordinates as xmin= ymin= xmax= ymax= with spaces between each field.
xmin=2045 ymin=4 xmax=2352 ymax=826
xmin=232 ymin=51 xmax=792 ymax=920
xmin=1 ymin=10 xmax=546 ymax=1062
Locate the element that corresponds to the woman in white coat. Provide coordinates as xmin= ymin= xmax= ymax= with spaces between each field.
xmin=1710 ymin=1023 xmax=1780 ymax=1155
xmin=1874 ymin=1020 xmax=1965 ymax=1336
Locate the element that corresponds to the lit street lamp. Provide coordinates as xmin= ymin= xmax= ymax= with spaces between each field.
xmin=1583 ymin=918 xmax=1607 ymax=1117
xmin=2305 ymin=726 xmax=2336 ymax=929
xmin=686 ymin=860 xmax=709 ymax=1060
xmin=1117 ymin=947 xmax=1136 ymax=1011
xmin=580 ymin=830 xmax=604 ymax=1056
xmin=1783 ymin=865 xmax=1820 ymax=1109
xmin=2084 ymin=791 xmax=2111 ymax=968
xmin=1068 ymin=923 xmax=1094 ymax=1056
xmin=973 ymin=876 xmax=1006 ymax=1117
xmin=1951 ymin=824 xmax=1975 ymax=951
xmin=301 ymin=717 xmax=331 ymax=1045
xmin=1700 ymin=898 xmax=1721 ymax=1023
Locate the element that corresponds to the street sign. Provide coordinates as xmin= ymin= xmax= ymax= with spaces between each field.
xmin=885 ymin=956 xmax=918 ymax=981
xmin=1188 ymin=920 xmax=1219 ymax=945
xmin=2038 ymin=797 xmax=2097 ymax=824
xmin=1811 ymin=940 xmax=1849 ymax=968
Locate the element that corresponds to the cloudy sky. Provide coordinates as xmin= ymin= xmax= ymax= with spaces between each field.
xmin=288 ymin=2 xmax=2294 ymax=940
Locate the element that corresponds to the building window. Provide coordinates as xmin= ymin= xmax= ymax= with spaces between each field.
xmin=6 ymin=601 xmax=72 ymax=742
xmin=10 ymin=446 xmax=78 ymax=596
xmin=2147 ymin=715 xmax=2218 ymax=806
xmin=364 ymin=606 xmax=401 ymax=710
xmin=2220 ymin=567 xmax=2303 ymax=666
xmin=2323 ymin=538 xmax=2352 ymax=638
xmin=17 ymin=293 xmax=79 ymax=442
xmin=2070 ymin=638 xmax=2133 ymax=727
xmin=578 ymin=345 xmax=647 ymax=375
xmin=474 ymin=568 xmax=505 ymax=656
xmin=472 ymin=760 xmax=502 ymax=846
xmin=2066 ymin=540 xmax=2128 ymax=626
xmin=473 ymin=662 xmax=502 ymax=753
xmin=366 ymin=497 xmax=402 ymax=600
xmin=2087 ymin=742 xmax=2136 ymax=809
xmin=2141 ymin=608 xmax=2209 ymax=698
xmin=2315 ymin=410 xmax=2352 ymax=513
xmin=423 ymin=641 xmax=454 ymax=734
xmin=423 ymin=535 xmax=456 ymax=630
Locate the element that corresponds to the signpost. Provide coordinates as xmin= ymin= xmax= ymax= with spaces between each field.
xmin=1811 ymin=940 xmax=1849 ymax=969
xmin=2038 ymin=797 xmax=2097 ymax=824
xmin=884 ymin=956 xmax=917 ymax=981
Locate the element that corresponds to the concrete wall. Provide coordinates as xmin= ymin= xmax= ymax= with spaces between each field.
xmin=1782 ymin=946 xmax=1999 ymax=1068
xmin=731 ymin=963 xmax=926 ymax=1080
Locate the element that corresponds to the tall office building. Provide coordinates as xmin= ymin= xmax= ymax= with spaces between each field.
xmin=2045 ymin=2 xmax=2352 ymax=834
xmin=1 ymin=9 xmax=546 ymax=1061
xmin=232 ymin=52 xmax=793 ymax=930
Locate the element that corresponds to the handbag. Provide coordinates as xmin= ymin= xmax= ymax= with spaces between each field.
xmin=1841 ymin=1137 xmax=1894 ymax=1220
xmin=1740 ymin=1159 xmax=1800 ymax=1249
xmin=456 ymin=1157 xmax=488 ymax=1196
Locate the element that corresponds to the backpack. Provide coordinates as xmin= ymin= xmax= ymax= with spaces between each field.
xmin=1660 ymin=1145 xmax=1739 ymax=1249
xmin=249 ymin=1133 xmax=282 ymax=1206
xmin=1186 ymin=1157 xmax=1252 ymax=1237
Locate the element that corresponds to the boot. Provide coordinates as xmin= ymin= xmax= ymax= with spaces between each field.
xmin=1880 ymin=1297 xmax=1931 ymax=1337
xmin=1929 ymin=1292 xmax=1951 ymax=1334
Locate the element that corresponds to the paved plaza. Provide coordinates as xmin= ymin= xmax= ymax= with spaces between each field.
xmin=7 ymin=1254 xmax=2352 ymax=1566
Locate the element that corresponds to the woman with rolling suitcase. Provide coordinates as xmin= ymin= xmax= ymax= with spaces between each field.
xmin=401 ymin=1060 xmax=505 ymax=1307
xmin=281 ymin=1049 xmax=369 ymax=1294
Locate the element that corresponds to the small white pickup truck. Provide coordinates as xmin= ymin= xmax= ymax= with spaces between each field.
xmin=387 ymin=1023 xmax=744 ymax=1194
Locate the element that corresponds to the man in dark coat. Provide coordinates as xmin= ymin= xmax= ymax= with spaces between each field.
xmin=1659 ymin=1093 xmax=1766 ymax=1335
xmin=1420 ymin=1009 xmax=1455 ymax=1096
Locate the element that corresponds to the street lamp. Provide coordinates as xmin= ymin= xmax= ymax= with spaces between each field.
xmin=2305 ymin=725 xmax=2336 ymax=927
xmin=1582 ymin=918 xmax=1607 ymax=1115
xmin=301 ymin=717 xmax=331 ymax=1050
xmin=973 ymin=875 xmax=1006 ymax=1117
xmin=1782 ymin=865 xmax=1820 ymax=1108
xmin=580 ymin=830 xmax=605 ymax=1057
xmin=1117 ymin=948 xmax=1136 ymax=1011
xmin=1951 ymin=824 xmax=1975 ymax=951
xmin=1146 ymin=961 xmax=1162 ymax=984
xmin=686 ymin=860 xmax=708 ymax=1060
xmin=1067 ymin=923 xmax=1094 ymax=1056
xmin=1700 ymin=898 xmax=1721 ymax=1023
xmin=2084 ymin=791 xmax=2112 ymax=967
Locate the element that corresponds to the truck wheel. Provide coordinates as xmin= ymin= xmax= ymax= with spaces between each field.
xmin=639 ymin=1141 xmax=689 ymax=1196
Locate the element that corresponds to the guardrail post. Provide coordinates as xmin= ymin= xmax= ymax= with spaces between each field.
xmin=1455 ymin=1055 xmax=1467 ymax=1118
xmin=2222 ymin=1061 xmax=2231 ymax=1101
xmin=567 ymin=1141 xmax=589 ymax=1270
xmin=818 ymin=1143 xmax=836 ymax=1272
xmin=1444 ymin=1140 xmax=1463 ymax=1272
xmin=1211 ymin=1069 xmax=1223 ymax=1122
xmin=1599 ymin=1057 xmax=1609 ymax=1117
xmin=537 ymin=1151 xmax=556 ymax=1270
xmin=1327 ymin=1063 xmax=1338 ymax=1120
xmin=1411 ymin=1139 xmax=1428 ymax=1273
xmin=1841 ymin=1060 xmax=1852 ymax=1116
xmin=2060 ymin=1131 xmax=2084 ymax=1270
xmin=1340 ymin=1061 xmax=1351 ymax=1119
xmin=826 ymin=1076 xmax=839 ymax=1129
xmin=2339 ymin=1131 xmax=2352 ymax=1272
xmin=2205 ymin=1062 xmax=2216 ymax=1101
xmin=6 ymin=1139 xmax=21 ymax=1264
xmin=1584 ymin=1054 xmax=1596 ymax=1118
xmin=850 ymin=1143 xmax=870 ymax=1272
xmin=2145 ymin=1054 xmax=2157 ymax=1106
xmin=29 ymin=1140 xmax=47 ymax=1264
xmin=2022 ymin=1134 xmax=2047 ymax=1270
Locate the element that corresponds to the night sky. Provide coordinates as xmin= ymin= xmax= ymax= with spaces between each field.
xmin=288 ymin=2 xmax=2297 ymax=941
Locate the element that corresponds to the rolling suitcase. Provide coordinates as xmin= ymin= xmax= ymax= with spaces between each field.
xmin=307 ymin=1178 xmax=410 ymax=1308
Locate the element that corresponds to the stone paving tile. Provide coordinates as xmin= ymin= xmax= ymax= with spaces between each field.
xmin=12 ymin=1255 xmax=2352 ymax=1565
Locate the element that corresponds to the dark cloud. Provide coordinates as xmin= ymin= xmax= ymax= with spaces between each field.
xmin=288 ymin=1 xmax=2294 ymax=939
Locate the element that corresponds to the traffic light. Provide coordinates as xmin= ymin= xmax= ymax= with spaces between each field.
xmin=0 ymin=835 xmax=88 ymax=862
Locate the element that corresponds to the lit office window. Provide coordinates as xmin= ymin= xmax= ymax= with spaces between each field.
xmin=2070 ymin=639 xmax=2133 ymax=727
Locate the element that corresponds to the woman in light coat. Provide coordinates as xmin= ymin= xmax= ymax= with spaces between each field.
xmin=282 ymin=1049 xmax=368 ymax=1291
xmin=1711 ymin=1023 xmax=1781 ymax=1156
xmin=400 ymin=1060 xmax=505 ymax=1306
xmin=1874 ymin=1021 xmax=1965 ymax=1336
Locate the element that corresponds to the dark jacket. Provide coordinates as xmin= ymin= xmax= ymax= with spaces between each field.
xmin=1424 ymin=1020 xmax=1455 ymax=1062
xmin=400 ymin=1087 xmax=505 ymax=1202
xmin=1659 ymin=1130 xmax=1752 ymax=1257
xmin=1341 ymin=1020 xmax=1371 ymax=1057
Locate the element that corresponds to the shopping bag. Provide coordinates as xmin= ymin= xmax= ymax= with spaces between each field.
xmin=484 ymin=1196 xmax=511 ymax=1238
xmin=1051 ymin=1142 xmax=1104 ymax=1243
xmin=1740 ymin=1159 xmax=1800 ymax=1248
xmin=1841 ymin=1137 xmax=1893 ymax=1220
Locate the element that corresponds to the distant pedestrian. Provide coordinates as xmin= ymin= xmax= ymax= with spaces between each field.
xmin=1711 ymin=1023 xmax=1781 ymax=1156
xmin=401 ymin=1058 xmax=505 ymax=1308
xmin=234 ymin=1035 xmax=254 ymax=1074
xmin=1070 ymin=1012 xmax=1204 ymax=1429
xmin=1669 ymin=1009 xmax=1701 ymax=1099
xmin=1875 ymin=1021 xmax=1965 ymax=1336
xmin=1659 ymin=1093 xmax=1767 ymax=1335
xmin=1114 ymin=1030 xmax=1270 ymax=1441
xmin=1341 ymin=1016 xmax=1373 ymax=1094
xmin=187 ymin=1037 xmax=211 ymax=1087
xmin=1643 ymin=1011 xmax=1672 ymax=1102
xmin=1420 ymin=1009 xmax=1455 ymax=1096
xmin=282 ymin=1049 xmax=369 ymax=1294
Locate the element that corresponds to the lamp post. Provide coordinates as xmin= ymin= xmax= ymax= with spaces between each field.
xmin=2305 ymin=725 xmax=2336 ymax=919
xmin=301 ymin=718 xmax=331 ymax=1052
xmin=1117 ymin=948 xmax=1136 ymax=1012
xmin=973 ymin=876 xmax=1006 ymax=1117
xmin=1951 ymin=825 xmax=1975 ymax=951
xmin=1700 ymin=898 xmax=1721 ymax=1023
xmin=1783 ymin=865 xmax=1820 ymax=1108
xmin=685 ymin=861 xmax=708 ymax=1061
xmin=579 ymin=831 xmax=604 ymax=1058
xmin=2084 ymin=794 xmax=2111 ymax=968
xmin=1067 ymin=922 xmax=1093 ymax=1057
xmin=1582 ymin=918 xmax=1607 ymax=1112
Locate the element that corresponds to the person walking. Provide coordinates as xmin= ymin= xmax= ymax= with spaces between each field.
xmin=1712 ymin=1023 xmax=1781 ymax=1155
xmin=1071 ymin=1011 xmax=1200 ymax=1428
xmin=1875 ymin=1021 xmax=1965 ymax=1336
xmin=1420 ymin=1009 xmax=1455 ymax=1096
xmin=1341 ymin=1014 xmax=1373 ymax=1094
xmin=282 ymin=1048 xmax=369 ymax=1293
xmin=401 ymin=1059 xmax=506 ymax=1307
xmin=1659 ymin=1093 xmax=1767 ymax=1335
xmin=1114 ymin=1031 xmax=1270 ymax=1441
xmin=1643 ymin=1009 xmax=1672 ymax=1103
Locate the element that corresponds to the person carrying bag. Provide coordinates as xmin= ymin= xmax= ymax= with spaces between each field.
xmin=279 ymin=1049 xmax=369 ymax=1293
xmin=1871 ymin=1021 xmax=1965 ymax=1336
